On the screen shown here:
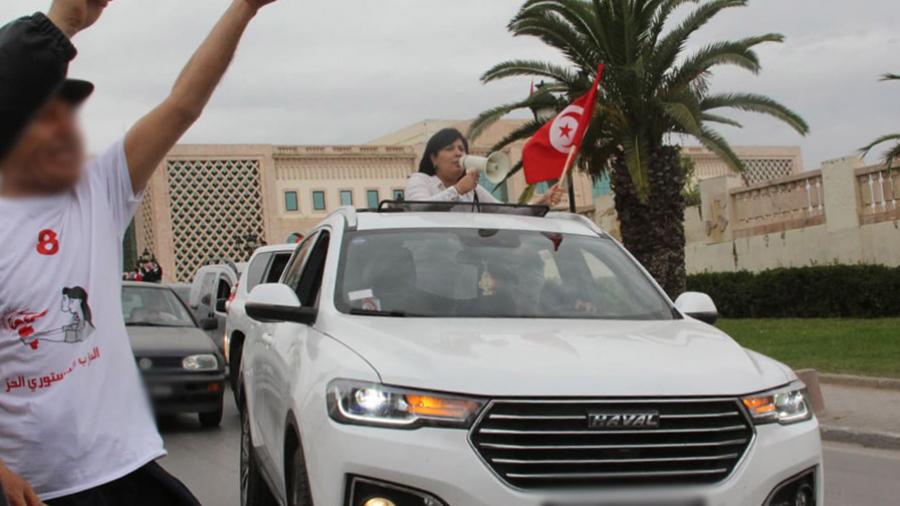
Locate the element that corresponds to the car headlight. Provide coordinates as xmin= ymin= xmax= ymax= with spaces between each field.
xmin=742 ymin=381 xmax=812 ymax=425
xmin=182 ymin=354 xmax=219 ymax=371
xmin=327 ymin=379 xmax=484 ymax=429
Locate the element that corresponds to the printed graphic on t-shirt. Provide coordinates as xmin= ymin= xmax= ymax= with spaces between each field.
xmin=1 ymin=286 xmax=94 ymax=350
xmin=36 ymin=229 xmax=61 ymax=256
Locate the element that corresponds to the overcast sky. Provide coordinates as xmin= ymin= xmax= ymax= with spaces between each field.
xmin=3 ymin=0 xmax=897 ymax=169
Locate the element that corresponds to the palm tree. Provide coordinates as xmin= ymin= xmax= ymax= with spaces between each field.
xmin=470 ymin=0 xmax=808 ymax=296
xmin=861 ymin=73 xmax=900 ymax=168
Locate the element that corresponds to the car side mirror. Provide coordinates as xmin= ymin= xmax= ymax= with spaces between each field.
xmin=246 ymin=283 xmax=317 ymax=325
xmin=200 ymin=318 xmax=218 ymax=331
xmin=200 ymin=294 xmax=211 ymax=306
xmin=674 ymin=292 xmax=719 ymax=325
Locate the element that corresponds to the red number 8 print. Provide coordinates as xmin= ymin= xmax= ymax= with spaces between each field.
xmin=37 ymin=229 xmax=60 ymax=256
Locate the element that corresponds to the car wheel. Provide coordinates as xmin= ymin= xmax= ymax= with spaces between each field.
xmin=286 ymin=438 xmax=314 ymax=506
xmin=199 ymin=406 xmax=223 ymax=428
xmin=241 ymin=409 xmax=277 ymax=506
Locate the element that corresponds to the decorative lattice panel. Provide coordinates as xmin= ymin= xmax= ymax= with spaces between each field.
xmin=742 ymin=158 xmax=795 ymax=184
xmin=137 ymin=186 xmax=156 ymax=259
xmin=166 ymin=159 xmax=265 ymax=282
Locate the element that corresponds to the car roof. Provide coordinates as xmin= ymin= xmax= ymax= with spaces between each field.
xmin=353 ymin=212 xmax=600 ymax=236
xmin=252 ymin=243 xmax=297 ymax=256
xmin=122 ymin=281 xmax=170 ymax=289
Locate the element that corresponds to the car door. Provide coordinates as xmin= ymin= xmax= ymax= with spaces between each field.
xmin=252 ymin=236 xmax=318 ymax=462
xmin=191 ymin=270 xmax=218 ymax=323
xmin=264 ymin=231 xmax=331 ymax=489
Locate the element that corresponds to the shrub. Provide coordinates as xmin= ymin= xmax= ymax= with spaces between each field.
xmin=686 ymin=265 xmax=900 ymax=318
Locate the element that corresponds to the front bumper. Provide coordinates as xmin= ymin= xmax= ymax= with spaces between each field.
xmin=305 ymin=416 xmax=823 ymax=506
xmin=143 ymin=373 xmax=225 ymax=414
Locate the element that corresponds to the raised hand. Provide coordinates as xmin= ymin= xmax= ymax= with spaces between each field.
xmin=455 ymin=170 xmax=480 ymax=195
xmin=47 ymin=0 xmax=113 ymax=38
xmin=243 ymin=0 xmax=280 ymax=10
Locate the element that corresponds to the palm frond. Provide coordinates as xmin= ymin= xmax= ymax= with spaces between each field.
xmin=489 ymin=119 xmax=547 ymax=153
xmin=649 ymin=0 xmax=747 ymax=84
xmin=509 ymin=9 xmax=598 ymax=69
xmin=665 ymin=34 xmax=783 ymax=94
xmin=860 ymin=133 xmax=900 ymax=157
xmin=517 ymin=183 xmax=538 ymax=204
xmin=701 ymin=92 xmax=809 ymax=135
xmin=880 ymin=73 xmax=900 ymax=81
xmin=518 ymin=0 xmax=609 ymax=55
xmin=692 ymin=126 xmax=745 ymax=174
xmin=469 ymin=93 xmax=553 ymax=141
xmin=701 ymin=113 xmax=742 ymax=128
xmin=621 ymin=133 xmax=651 ymax=200
xmin=481 ymin=59 xmax=581 ymax=87
xmin=648 ymin=0 xmax=699 ymax=48
xmin=493 ymin=160 xmax=524 ymax=194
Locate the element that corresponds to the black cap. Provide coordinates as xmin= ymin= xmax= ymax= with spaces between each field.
xmin=57 ymin=79 xmax=94 ymax=105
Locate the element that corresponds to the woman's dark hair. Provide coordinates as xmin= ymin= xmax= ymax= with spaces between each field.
xmin=418 ymin=128 xmax=469 ymax=175
xmin=62 ymin=286 xmax=93 ymax=325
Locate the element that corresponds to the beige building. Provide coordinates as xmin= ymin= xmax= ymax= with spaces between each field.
xmin=135 ymin=119 xmax=806 ymax=282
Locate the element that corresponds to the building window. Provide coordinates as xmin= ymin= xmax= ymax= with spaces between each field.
xmin=393 ymin=189 xmax=405 ymax=200
xmin=340 ymin=190 xmax=353 ymax=207
xmin=367 ymin=190 xmax=380 ymax=209
xmin=312 ymin=191 xmax=326 ymax=211
xmin=284 ymin=191 xmax=298 ymax=212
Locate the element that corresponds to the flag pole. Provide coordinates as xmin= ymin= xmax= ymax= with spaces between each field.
xmin=559 ymin=147 xmax=579 ymax=213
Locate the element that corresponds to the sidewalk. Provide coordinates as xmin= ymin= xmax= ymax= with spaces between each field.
xmin=818 ymin=382 xmax=900 ymax=450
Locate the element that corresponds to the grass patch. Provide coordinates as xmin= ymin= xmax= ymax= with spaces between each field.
xmin=718 ymin=319 xmax=900 ymax=379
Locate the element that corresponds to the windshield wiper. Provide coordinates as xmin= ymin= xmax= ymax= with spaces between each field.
xmin=349 ymin=308 xmax=417 ymax=317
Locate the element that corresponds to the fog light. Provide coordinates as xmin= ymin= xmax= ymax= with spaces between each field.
xmin=363 ymin=499 xmax=396 ymax=506
xmin=764 ymin=467 xmax=816 ymax=506
xmin=795 ymin=483 xmax=814 ymax=506
xmin=347 ymin=475 xmax=447 ymax=506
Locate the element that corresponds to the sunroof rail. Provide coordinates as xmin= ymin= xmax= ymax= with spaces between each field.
xmin=369 ymin=200 xmax=551 ymax=217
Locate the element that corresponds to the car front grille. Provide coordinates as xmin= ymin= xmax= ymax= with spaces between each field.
xmin=469 ymin=398 xmax=754 ymax=490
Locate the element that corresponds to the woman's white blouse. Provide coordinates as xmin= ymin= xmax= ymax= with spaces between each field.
xmin=405 ymin=173 xmax=501 ymax=203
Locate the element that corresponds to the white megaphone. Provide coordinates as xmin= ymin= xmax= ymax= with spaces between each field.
xmin=460 ymin=152 xmax=512 ymax=185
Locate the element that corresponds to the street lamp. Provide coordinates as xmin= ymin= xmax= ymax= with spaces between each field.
xmin=529 ymin=82 xmax=577 ymax=213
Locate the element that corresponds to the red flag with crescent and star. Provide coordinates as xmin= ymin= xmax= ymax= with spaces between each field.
xmin=522 ymin=64 xmax=605 ymax=184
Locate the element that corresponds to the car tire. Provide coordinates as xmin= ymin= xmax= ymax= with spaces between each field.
xmin=199 ymin=406 xmax=223 ymax=428
xmin=286 ymin=437 xmax=314 ymax=506
xmin=241 ymin=409 xmax=278 ymax=506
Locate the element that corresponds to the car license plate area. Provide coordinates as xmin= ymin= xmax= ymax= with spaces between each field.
xmin=545 ymin=499 xmax=705 ymax=506
xmin=149 ymin=385 xmax=173 ymax=398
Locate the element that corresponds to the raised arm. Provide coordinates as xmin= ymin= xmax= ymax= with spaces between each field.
xmin=125 ymin=0 xmax=278 ymax=194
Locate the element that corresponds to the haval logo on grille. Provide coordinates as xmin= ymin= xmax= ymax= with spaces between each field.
xmin=587 ymin=411 xmax=660 ymax=429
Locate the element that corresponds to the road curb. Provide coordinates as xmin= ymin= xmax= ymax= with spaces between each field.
xmin=820 ymin=425 xmax=900 ymax=451
xmin=819 ymin=373 xmax=900 ymax=391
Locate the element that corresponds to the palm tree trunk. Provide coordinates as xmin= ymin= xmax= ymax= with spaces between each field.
xmin=609 ymin=145 xmax=687 ymax=298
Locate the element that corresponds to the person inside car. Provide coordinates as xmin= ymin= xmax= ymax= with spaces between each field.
xmin=405 ymin=128 xmax=565 ymax=206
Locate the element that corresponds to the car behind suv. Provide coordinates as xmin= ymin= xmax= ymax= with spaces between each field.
xmin=239 ymin=204 xmax=822 ymax=506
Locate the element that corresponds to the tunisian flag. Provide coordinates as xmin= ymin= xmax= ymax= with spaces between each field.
xmin=522 ymin=65 xmax=605 ymax=184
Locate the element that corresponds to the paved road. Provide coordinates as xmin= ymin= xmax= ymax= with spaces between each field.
xmin=158 ymin=397 xmax=900 ymax=506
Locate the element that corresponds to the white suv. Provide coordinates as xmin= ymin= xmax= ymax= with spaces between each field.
xmin=224 ymin=243 xmax=296 ymax=406
xmin=239 ymin=204 xmax=822 ymax=506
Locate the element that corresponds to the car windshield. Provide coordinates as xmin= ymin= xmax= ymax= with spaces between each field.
xmin=122 ymin=286 xmax=196 ymax=327
xmin=335 ymin=228 xmax=674 ymax=320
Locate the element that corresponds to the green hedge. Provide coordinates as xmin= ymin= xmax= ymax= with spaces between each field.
xmin=686 ymin=265 xmax=900 ymax=318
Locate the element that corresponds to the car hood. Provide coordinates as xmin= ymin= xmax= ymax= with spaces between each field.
xmin=322 ymin=316 xmax=794 ymax=397
xmin=126 ymin=326 xmax=217 ymax=356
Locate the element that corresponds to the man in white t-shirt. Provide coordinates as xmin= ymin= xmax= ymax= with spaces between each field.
xmin=0 ymin=0 xmax=281 ymax=504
